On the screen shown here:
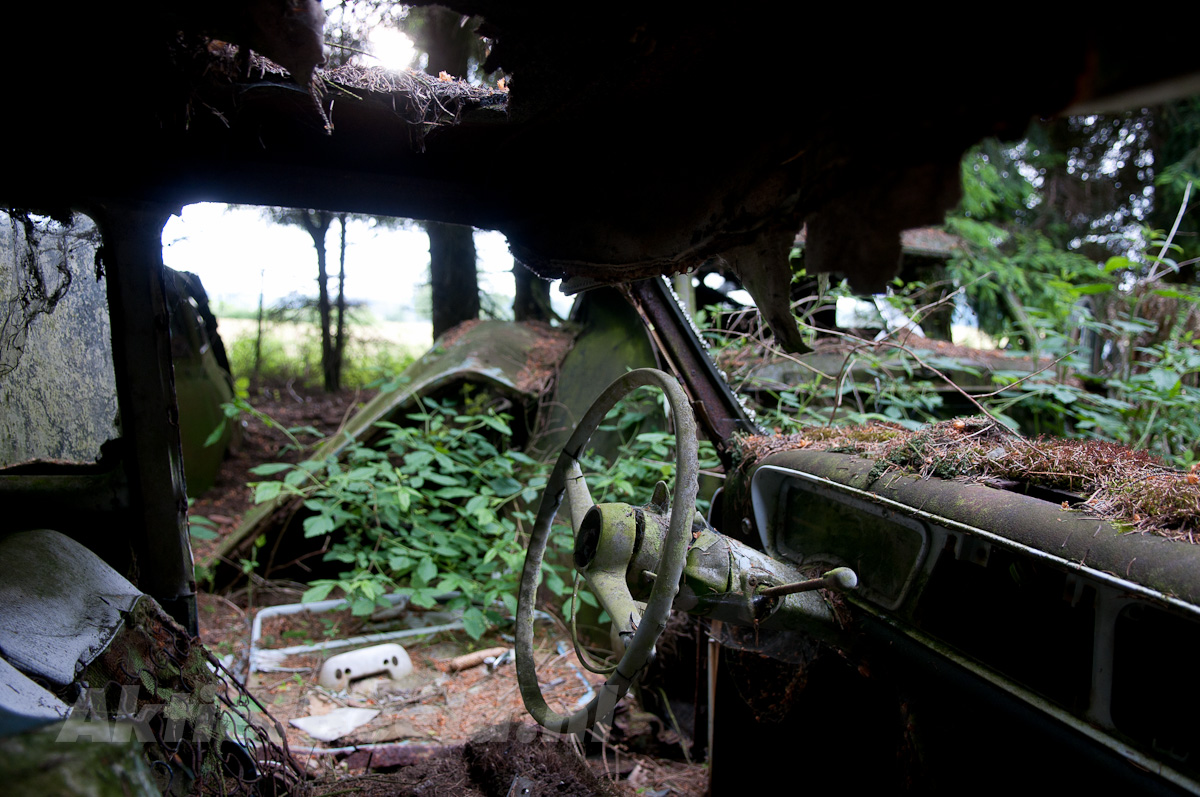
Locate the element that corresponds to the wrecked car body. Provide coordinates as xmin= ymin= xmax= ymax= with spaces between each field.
xmin=3 ymin=3 xmax=1200 ymax=795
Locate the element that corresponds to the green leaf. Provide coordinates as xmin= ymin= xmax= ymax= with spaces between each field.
xmin=462 ymin=608 xmax=487 ymax=640
xmin=1104 ymin=255 xmax=1133 ymax=273
xmin=302 ymin=583 xmax=336 ymax=603
xmin=404 ymin=450 xmax=435 ymax=469
xmin=410 ymin=589 xmax=438 ymax=608
xmin=435 ymin=486 xmax=477 ymax=500
xmin=346 ymin=466 xmax=379 ymax=482
xmin=464 ymin=495 xmax=489 ymax=516
xmin=188 ymin=524 xmax=218 ymax=540
xmin=1150 ymin=368 xmax=1181 ymax=393
xmin=1048 ymin=385 xmax=1079 ymax=404
xmin=487 ymin=476 xmax=523 ymax=497
xmin=480 ymin=415 xmax=513 ymax=436
xmin=303 ymin=514 xmax=335 ymax=538
xmin=250 ymin=463 xmax=293 ymax=476
xmin=253 ymin=481 xmax=284 ymax=503
xmin=417 ymin=557 xmax=438 ymax=584
xmin=284 ymin=468 xmax=310 ymax=487
xmin=202 ymin=420 xmax=227 ymax=448
xmin=424 ymin=472 xmax=464 ymax=487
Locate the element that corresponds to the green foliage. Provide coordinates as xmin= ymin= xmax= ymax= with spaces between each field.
xmin=578 ymin=389 xmax=721 ymax=515
xmin=978 ymin=267 xmax=1200 ymax=468
xmin=711 ymin=193 xmax=1200 ymax=469
xmin=251 ymin=398 xmax=545 ymax=638
xmin=933 ymin=122 xmax=1200 ymax=466
xmin=242 ymin=384 xmax=719 ymax=638
xmin=210 ymin=300 xmax=262 ymax=320
xmin=948 ymin=142 xmax=1101 ymax=343
xmin=705 ymin=322 xmax=945 ymax=432
xmin=188 ymin=514 xmax=219 ymax=541
xmin=227 ymin=331 xmax=302 ymax=385
xmin=225 ymin=320 xmax=419 ymax=390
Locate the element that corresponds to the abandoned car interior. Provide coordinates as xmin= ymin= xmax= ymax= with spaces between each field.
xmin=3 ymin=4 xmax=1200 ymax=795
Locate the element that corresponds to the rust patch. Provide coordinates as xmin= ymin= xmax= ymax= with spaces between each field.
xmin=513 ymin=321 xmax=574 ymax=396
xmin=437 ymin=319 xmax=484 ymax=351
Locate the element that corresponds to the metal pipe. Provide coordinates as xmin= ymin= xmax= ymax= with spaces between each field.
xmin=757 ymin=567 xmax=858 ymax=598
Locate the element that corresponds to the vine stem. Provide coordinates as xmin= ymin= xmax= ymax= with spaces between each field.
xmin=1146 ymin=179 xmax=1194 ymax=284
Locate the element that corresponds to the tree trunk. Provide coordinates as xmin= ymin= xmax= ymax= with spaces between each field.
xmin=429 ymin=221 xmax=479 ymax=339
xmin=253 ymin=269 xmax=264 ymax=389
xmin=412 ymin=6 xmax=476 ymax=79
xmin=415 ymin=6 xmax=481 ymax=340
xmin=298 ymin=210 xmax=337 ymax=391
xmin=334 ymin=213 xmax=348 ymax=387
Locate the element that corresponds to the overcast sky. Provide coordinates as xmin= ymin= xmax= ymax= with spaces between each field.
xmin=161 ymin=202 xmax=540 ymax=322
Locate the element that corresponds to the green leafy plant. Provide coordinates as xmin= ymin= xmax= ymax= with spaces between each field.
xmin=577 ymin=390 xmax=722 ymax=515
xmin=705 ymin=321 xmax=946 ymax=432
xmin=950 ymin=220 xmax=1199 ymax=468
xmin=249 ymin=397 xmax=550 ymax=639
xmin=187 ymin=505 xmax=219 ymax=541
xmin=241 ymin=385 xmax=723 ymax=640
xmin=223 ymin=312 xmax=420 ymax=392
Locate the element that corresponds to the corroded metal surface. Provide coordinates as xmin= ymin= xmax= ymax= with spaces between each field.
xmin=217 ymin=319 xmax=573 ymax=573
xmin=756 ymin=449 xmax=1200 ymax=607
xmin=11 ymin=8 xmax=1199 ymax=349
xmin=342 ymin=742 xmax=459 ymax=771
xmin=517 ymin=368 xmax=697 ymax=734
xmin=626 ymin=278 xmax=761 ymax=468
xmin=98 ymin=204 xmax=197 ymax=634
xmin=0 ymin=211 xmax=117 ymax=467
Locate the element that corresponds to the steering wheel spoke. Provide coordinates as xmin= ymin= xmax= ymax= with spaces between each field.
xmin=516 ymin=368 xmax=698 ymax=734
xmin=563 ymin=460 xmax=594 ymax=535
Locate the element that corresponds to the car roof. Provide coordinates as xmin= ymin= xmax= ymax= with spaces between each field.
xmin=7 ymin=6 xmax=1199 ymax=331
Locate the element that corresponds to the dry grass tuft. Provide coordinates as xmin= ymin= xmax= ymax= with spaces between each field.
xmin=738 ymin=418 xmax=1200 ymax=541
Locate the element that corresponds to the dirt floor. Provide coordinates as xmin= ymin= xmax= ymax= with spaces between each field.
xmin=190 ymin=382 xmax=708 ymax=796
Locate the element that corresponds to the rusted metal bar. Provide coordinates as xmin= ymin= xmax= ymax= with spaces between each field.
xmin=343 ymin=742 xmax=458 ymax=770
xmin=97 ymin=203 xmax=197 ymax=635
xmin=624 ymin=277 xmax=762 ymax=469
xmin=756 ymin=567 xmax=858 ymax=598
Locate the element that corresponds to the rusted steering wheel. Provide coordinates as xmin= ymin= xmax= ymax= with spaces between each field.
xmin=514 ymin=368 xmax=698 ymax=733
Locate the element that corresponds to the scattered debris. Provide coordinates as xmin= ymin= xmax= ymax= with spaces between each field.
xmin=291 ymin=707 xmax=380 ymax=742
xmin=200 ymin=599 xmax=706 ymax=794
xmin=443 ymin=647 xmax=510 ymax=673
xmin=319 ymin=643 xmax=413 ymax=690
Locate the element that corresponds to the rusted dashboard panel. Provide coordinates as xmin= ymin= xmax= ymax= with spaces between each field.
xmin=754 ymin=465 xmax=927 ymax=609
xmin=750 ymin=449 xmax=1200 ymax=791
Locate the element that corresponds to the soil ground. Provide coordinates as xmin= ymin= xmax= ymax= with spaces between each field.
xmin=189 ymin=382 xmax=707 ymax=796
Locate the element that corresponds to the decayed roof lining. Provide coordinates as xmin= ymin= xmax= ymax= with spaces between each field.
xmin=7 ymin=5 xmax=1200 ymax=351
